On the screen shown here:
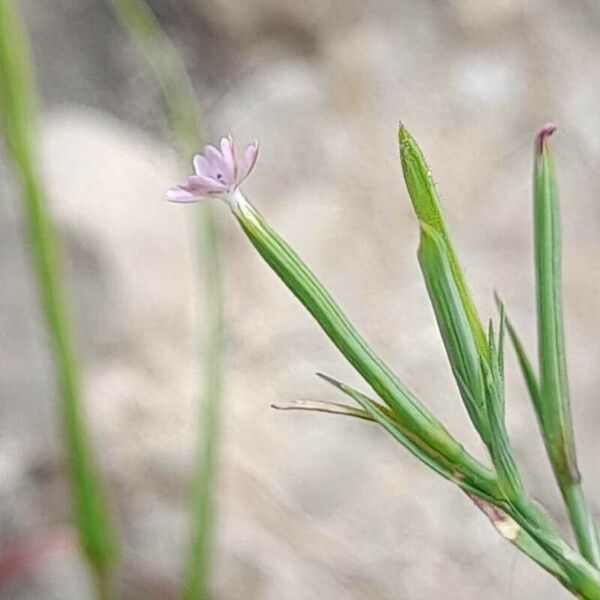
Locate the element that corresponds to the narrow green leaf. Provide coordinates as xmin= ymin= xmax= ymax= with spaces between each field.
xmin=497 ymin=301 xmax=506 ymax=379
xmin=533 ymin=125 xmax=600 ymax=567
xmin=494 ymin=294 xmax=543 ymax=417
xmin=399 ymin=124 xmax=488 ymax=359
xmin=272 ymin=399 xmax=376 ymax=421
xmin=534 ymin=125 xmax=578 ymax=481
xmin=484 ymin=320 xmax=523 ymax=500
xmin=418 ymin=222 xmax=490 ymax=442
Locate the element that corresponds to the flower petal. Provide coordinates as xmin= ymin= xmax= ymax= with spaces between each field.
xmin=239 ymin=142 xmax=259 ymax=183
xmin=166 ymin=186 xmax=203 ymax=202
xmin=193 ymin=154 xmax=213 ymax=178
xmin=188 ymin=174 xmax=227 ymax=192
xmin=204 ymin=144 xmax=224 ymax=171
xmin=219 ymin=135 xmax=237 ymax=184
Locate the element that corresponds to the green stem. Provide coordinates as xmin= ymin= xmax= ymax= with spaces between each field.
xmin=562 ymin=484 xmax=600 ymax=569
xmin=0 ymin=0 xmax=117 ymax=593
xmin=105 ymin=1 xmax=224 ymax=597
xmin=183 ymin=208 xmax=222 ymax=600
xmin=507 ymin=495 xmax=600 ymax=599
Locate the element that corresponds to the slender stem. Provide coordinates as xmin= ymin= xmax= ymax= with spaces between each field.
xmin=507 ymin=495 xmax=600 ymax=599
xmin=0 ymin=0 xmax=117 ymax=594
xmin=105 ymin=2 xmax=224 ymax=597
xmin=183 ymin=208 xmax=222 ymax=600
xmin=562 ymin=484 xmax=600 ymax=569
xmin=468 ymin=495 xmax=575 ymax=592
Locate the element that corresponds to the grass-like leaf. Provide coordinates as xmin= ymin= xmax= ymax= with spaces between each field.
xmin=484 ymin=317 xmax=523 ymax=501
xmin=495 ymin=294 xmax=543 ymax=418
xmin=418 ymin=222 xmax=490 ymax=442
xmin=399 ymin=124 xmax=488 ymax=359
xmin=272 ymin=398 xmax=377 ymax=421
xmin=533 ymin=126 xmax=600 ymax=566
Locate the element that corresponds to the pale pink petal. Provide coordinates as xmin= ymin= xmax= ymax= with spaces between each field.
xmin=188 ymin=174 xmax=227 ymax=192
xmin=228 ymin=135 xmax=239 ymax=181
xmin=166 ymin=186 xmax=202 ymax=202
xmin=193 ymin=154 xmax=213 ymax=178
xmin=239 ymin=142 xmax=259 ymax=183
xmin=219 ymin=136 xmax=236 ymax=184
xmin=204 ymin=144 xmax=224 ymax=171
xmin=204 ymin=144 xmax=232 ymax=185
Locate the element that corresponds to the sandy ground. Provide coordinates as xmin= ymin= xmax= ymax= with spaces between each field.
xmin=3 ymin=1 xmax=600 ymax=598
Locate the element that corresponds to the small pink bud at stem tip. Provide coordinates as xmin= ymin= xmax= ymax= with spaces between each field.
xmin=536 ymin=123 xmax=557 ymax=154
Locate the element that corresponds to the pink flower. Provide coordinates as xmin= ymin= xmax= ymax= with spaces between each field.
xmin=167 ymin=135 xmax=258 ymax=202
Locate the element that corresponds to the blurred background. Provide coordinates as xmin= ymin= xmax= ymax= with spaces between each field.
xmin=2 ymin=0 xmax=600 ymax=598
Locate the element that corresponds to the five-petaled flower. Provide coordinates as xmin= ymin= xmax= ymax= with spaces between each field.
xmin=166 ymin=135 xmax=258 ymax=203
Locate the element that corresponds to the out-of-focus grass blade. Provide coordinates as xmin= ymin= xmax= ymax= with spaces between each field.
xmin=418 ymin=222 xmax=490 ymax=442
xmin=0 ymin=1 xmax=117 ymax=595
xmin=399 ymin=124 xmax=488 ymax=359
xmin=104 ymin=1 xmax=224 ymax=598
xmin=533 ymin=126 xmax=600 ymax=567
xmin=105 ymin=0 xmax=201 ymax=156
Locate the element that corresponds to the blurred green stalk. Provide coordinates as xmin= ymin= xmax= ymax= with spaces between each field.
xmin=104 ymin=1 xmax=223 ymax=598
xmin=0 ymin=1 xmax=117 ymax=597
xmin=533 ymin=128 xmax=600 ymax=566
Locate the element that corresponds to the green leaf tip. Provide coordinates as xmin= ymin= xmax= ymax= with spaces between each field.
xmin=316 ymin=371 xmax=342 ymax=388
xmin=398 ymin=123 xmax=444 ymax=232
xmin=399 ymin=124 xmax=489 ymax=360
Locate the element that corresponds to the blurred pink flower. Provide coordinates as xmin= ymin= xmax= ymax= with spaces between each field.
xmin=167 ymin=135 xmax=258 ymax=202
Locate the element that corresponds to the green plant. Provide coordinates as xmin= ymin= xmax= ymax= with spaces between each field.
xmin=169 ymin=124 xmax=600 ymax=598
